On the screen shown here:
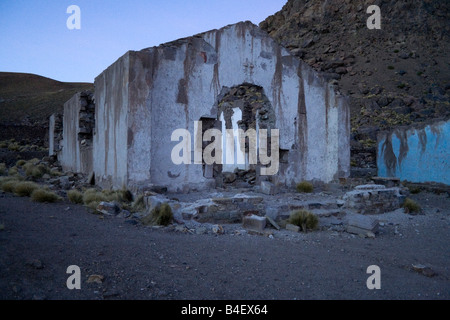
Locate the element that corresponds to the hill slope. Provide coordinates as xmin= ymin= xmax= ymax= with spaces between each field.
xmin=0 ymin=72 xmax=93 ymax=125
xmin=260 ymin=0 xmax=450 ymax=174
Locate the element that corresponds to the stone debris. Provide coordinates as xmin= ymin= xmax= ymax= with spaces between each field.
xmin=242 ymin=214 xmax=266 ymax=232
xmin=411 ymin=264 xmax=436 ymax=277
xmin=144 ymin=194 xmax=170 ymax=213
xmin=96 ymin=202 xmax=120 ymax=215
xmin=26 ymin=259 xmax=44 ymax=270
xmin=345 ymin=213 xmax=379 ymax=237
xmin=286 ymin=223 xmax=300 ymax=233
xmin=371 ymin=177 xmax=401 ymax=188
xmin=87 ymin=274 xmax=104 ymax=284
xmin=58 ymin=176 xmax=71 ymax=190
xmin=265 ymin=215 xmax=280 ymax=230
xmin=195 ymin=226 xmax=207 ymax=235
xmin=211 ymin=225 xmax=224 ymax=235
xmin=174 ymin=195 xmax=264 ymax=223
xmin=260 ymin=181 xmax=277 ymax=195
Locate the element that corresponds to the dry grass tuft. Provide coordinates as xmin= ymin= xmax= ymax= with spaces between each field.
xmin=288 ymin=210 xmax=319 ymax=232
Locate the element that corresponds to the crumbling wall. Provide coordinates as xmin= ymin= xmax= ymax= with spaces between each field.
xmin=48 ymin=113 xmax=63 ymax=156
xmin=377 ymin=119 xmax=450 ymax=185
xmin=60 ymin=91 xmax=94 ymax=175
xmin=94 ymin=21 xmax=350 ymax=191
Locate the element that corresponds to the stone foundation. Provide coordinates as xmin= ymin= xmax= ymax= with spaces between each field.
xmin=343 ymin=184 xmax=406 ymax=214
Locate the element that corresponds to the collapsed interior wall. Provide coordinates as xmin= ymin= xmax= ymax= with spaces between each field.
xmin=93 ymin=21 xmax=350 ymax=192
xmin=214 ymin=83 xmax=276 ymax=186
xmin=59 ymin=91 xmax=95 ymax=175
xmin=48 ymin=113 xmax=63 ymax=157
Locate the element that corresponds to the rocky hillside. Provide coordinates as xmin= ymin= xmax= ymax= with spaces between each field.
xmin=0 ymin=72 xmax=93 ymax=126
xmin=0 ymin=72 xmax=93 ymax=145
xmin=260 ymin=0 xmax=450 ymax=176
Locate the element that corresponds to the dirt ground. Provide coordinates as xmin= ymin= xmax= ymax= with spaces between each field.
xmin=0 ymin=189 xmax=449 ymax=301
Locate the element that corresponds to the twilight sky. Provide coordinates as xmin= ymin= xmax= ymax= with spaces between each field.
xmin=0 ymin=0 xmax=287 ymax=83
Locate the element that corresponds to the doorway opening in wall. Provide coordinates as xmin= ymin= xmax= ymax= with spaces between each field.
xmin=211 ymin=83 xmax=277 ymax=188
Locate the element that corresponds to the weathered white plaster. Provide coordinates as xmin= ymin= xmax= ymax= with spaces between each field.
xmin=93 ymin=21 xmax=350 ymax=191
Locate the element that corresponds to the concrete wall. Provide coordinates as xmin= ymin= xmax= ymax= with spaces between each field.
xmin=94 ymin=55 xmax=130 ymax=188
xmin=60 ymin=93 xmax=93 ymax=175
xmin=49 ymin=114 xmax=56 ymax=156
xmin=94 ymin=21 xmax=350 ymax=191
xmin=377 ymin=119 xmax=450 ymax=185
xmin=49 ymin=113 xmax=63 ymax=157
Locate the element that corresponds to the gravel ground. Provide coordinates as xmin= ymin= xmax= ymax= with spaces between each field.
xmin=0 ymin=191 xmax=449 ymax=300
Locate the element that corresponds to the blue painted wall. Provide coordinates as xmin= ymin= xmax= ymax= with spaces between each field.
xmin=377 ymin=120 xmax=450 ymax=185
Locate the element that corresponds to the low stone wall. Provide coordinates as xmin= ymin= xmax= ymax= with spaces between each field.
xmin=343 ymin=184 xmax=405 ymax=214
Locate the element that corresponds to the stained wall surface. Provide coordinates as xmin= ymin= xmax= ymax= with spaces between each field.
xmin=49 ymin=114 xmax=56 ymax=156
xmin=59 ymin=93 xmax=93 ymax=175
xmin=94 ymin=21 xmax=350 ymax=191
xmin=377 ymin=119 xmax=450 ymax=185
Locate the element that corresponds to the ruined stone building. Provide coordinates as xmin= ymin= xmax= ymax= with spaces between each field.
xmin=50 ymin=21 xmax=351 ymax=192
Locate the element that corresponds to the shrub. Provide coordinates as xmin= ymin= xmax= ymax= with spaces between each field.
xmin=83 ymin=188 xmax=108 ymax=207
xmin=0 ymin=176 xmax=23 ymax=188
xmin=288 ymin=210 xmax=319 ymax=232
xmin=16 ymin=159 xmax=26 ymax=167
xmin=7 ymin=142 xmax=20 ymax=151
xmin=67 ymin=190 xmax=84 ymax=204
xmin=30 ymin=164 xmax=49 ymax=178
xmin=131 ymin=195 xmax=146 ymax=212
xmin=142 ymin=203 xmax=173 ymax=226
xmin=118 ymin=189 xmax=133 ymax=203
xmin=0 ymin=141 xmax=8 ymax=149
xmin=14 ymin=181 xmax=40 ymax=197
xmin=83 ymin=188 xmax=134 ymax=212
xmin=409 ymin=186 xmax=422 ymax=194
xmin=8 ymin=167 xmax=18 ymax=176
xmin=403 ymin=198 xmax=421 ymax=214
xmin=24 ymin=160 xmax=44 ymax=177
xmin=100 ymin=188 xmax=133 ymax=203
xmin=296 ymin=181 xmax=313 ymax=193
xmin=31 ymin=188 xmax=61 ymax=203
xmin=387 ymin=65 xmax=395 ymax=70
xmin=1 ymin=180 xmax=20 ymax=193
xmin=0 ymin=163 xmax=6 ymax=175
xmin=29 ymin=158 xmax=40 ymax=165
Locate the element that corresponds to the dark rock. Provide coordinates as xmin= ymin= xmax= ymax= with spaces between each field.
xmin=223 ymin=172 xmax=236 ymax=184
xmin=335 ymin=67 xmax=348 ymax=74
xmin=97 ymin=202 xmax=120 ymax=215
xmin=302 ymin=38 xmax=314 ymax=48
xmin=322 ymin=72 xmax=341 ymax=81
xmin=393 ymin=106 xmax=412 ymax=115
xmin=398 ymin=52 xmax=410 ymax=59
xmin=324 ymin=59 xmax=345 ymax=70
xmin=377 ymin=96 xmax=390 ymax=107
